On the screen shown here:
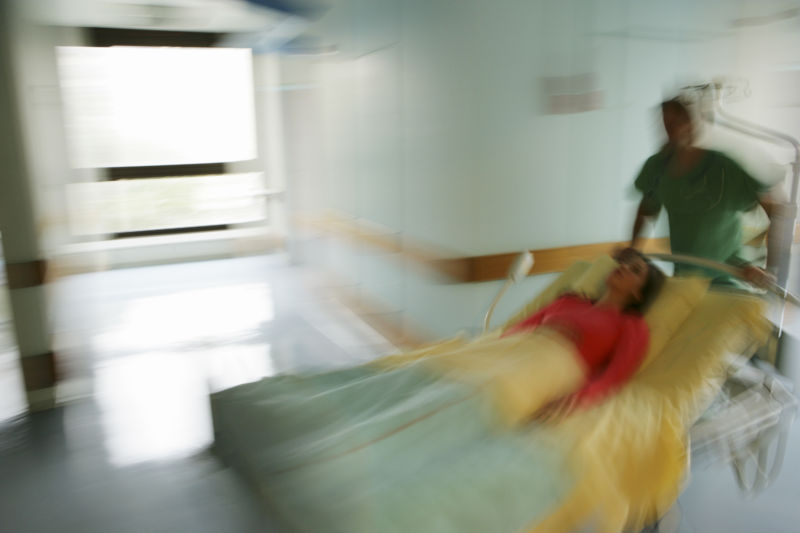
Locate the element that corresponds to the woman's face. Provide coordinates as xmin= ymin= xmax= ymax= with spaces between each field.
xmin=607 ymin=253 xmax=650 ymax=302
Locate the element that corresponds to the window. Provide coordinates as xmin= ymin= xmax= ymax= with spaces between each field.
xmin=57 ymin=45 xmax=257 ymax=168
xmin=56 ymin=40 xmax=269 ymax=238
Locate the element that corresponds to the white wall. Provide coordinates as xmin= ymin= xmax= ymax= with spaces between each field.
xmin=7 ymin=9 xmax=87 ymax=255
xmin=284 ymin=0 xmax=800 ymax=338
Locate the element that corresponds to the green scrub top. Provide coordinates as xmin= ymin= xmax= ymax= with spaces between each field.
xmin=634 ymin=148 xmax=767 ymax=282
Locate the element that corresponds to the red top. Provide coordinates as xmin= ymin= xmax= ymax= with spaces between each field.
xmin=503 ymin=294 xmax=649 ymax=405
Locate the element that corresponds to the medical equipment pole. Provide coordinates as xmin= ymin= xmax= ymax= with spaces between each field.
xmin=701 ymin=83 xmax=800 ymax=289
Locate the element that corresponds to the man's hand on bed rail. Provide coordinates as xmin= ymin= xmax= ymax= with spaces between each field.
xmin=741 ymin=265 xmax=775 ymax=289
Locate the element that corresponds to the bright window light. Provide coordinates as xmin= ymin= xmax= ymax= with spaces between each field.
xmin=57 ymin=46 xmax=257 ymax=168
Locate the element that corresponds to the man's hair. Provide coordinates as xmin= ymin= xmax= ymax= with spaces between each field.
xmin=660 ymin=97 xmax=692 ymax=122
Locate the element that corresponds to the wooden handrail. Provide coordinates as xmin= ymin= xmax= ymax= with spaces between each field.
xmin=293 ymin=212 xmax=669 ymax=283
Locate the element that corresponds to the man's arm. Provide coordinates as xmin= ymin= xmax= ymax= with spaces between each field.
xmin=736 ymin=193 xmax=777 ymax=288
xmin=630 ymin=153 xmax=663 ymax=248
xmin=631 ymin=198 xmax=658 ymax=249
xmin=759 ymin=196 xmax=775 ymax=219
xmin=724 ymin=154 xmax=779 ymax=283
xmin=753 ymin=193 xmax=781 ymax=285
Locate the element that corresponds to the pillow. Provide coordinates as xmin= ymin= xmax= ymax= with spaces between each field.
xmin=635 ymin=289 xmax=769 ymax=417
xmin=639 ymin=276 xmax=710 ymax=370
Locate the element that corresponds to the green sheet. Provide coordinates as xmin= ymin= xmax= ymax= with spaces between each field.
xmin=211 ymin=364 xmax=572 ymax=533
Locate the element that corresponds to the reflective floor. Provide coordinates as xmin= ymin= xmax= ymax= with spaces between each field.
xmin=1 ymin=254 xmax=395 ymax=533
xmin=1 ymin=254 xmax=800 ymax=532
xmin=51 ymin=254 xmax=395 ymax=468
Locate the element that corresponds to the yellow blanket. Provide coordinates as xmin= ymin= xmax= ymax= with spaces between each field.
xmin=375 ymin=262 xmax=769 ymax=532
xmin=529 ymin=290 xmax=769 ymax=533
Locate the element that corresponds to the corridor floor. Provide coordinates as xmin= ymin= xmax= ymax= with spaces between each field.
xmin=1 ymin=253 xmax=800 ymax=532
xmin=1 ymin=254 xmax=394 ymax=533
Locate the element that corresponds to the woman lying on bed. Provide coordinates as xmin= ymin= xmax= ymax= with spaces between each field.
xmin=362 ymin=246 xmax=667 ymax=429
xmin=499 ymin=247 xmax=666 ymax=418
xmin=210 ymin=248 xmax=667 ymax=533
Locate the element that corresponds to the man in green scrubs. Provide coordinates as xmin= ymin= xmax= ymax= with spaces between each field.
xmin=631 ymin=98 xmax=775 ymax=285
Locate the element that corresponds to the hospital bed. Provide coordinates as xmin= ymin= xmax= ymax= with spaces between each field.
xmin=210 ymin=78 xmax=798 ymax=531
xmin=210 ymin=251 xmax=798 ymax=533
xmin=649 ymin=254 xmax=799 ymax=498
xmin=486 ymin=250 xmax=799 ymax=497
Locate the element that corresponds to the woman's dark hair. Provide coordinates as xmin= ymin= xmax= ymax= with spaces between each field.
xmin=660 ymin=97 xmax=692 ymax=122
xmin=615 ymin=248 xmax=666 ymax=315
